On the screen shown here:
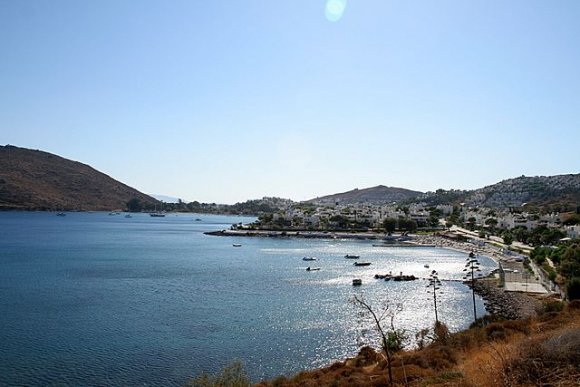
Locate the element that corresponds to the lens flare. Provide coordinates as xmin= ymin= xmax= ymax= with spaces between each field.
xmin=325 ymin=0 xmax=347 ymax=22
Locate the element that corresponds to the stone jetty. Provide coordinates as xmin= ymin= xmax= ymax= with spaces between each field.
xmin=470 ymin=279 xmax=542 ymax=320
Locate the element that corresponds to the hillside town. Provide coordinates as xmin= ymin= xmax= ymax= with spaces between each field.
xmin=251 ymin=200 xmax=580 ymax=241
xmin=224 ymin=198 xmax=579 ymax=306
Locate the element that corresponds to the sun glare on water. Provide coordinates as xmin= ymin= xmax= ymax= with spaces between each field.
xmin=325 ymin=0 xmax=347 ymax=22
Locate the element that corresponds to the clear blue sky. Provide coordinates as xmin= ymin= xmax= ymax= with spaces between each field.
xmin=1 ymin=0 xmax=579 ymax=204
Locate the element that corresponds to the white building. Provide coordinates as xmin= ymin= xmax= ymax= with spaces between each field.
xmin=565 ymin=225 xmax=580 ymax=239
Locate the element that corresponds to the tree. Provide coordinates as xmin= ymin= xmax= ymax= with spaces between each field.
xmin=426 ymin=270 xmax=443 ymax=323
xmin=329 ymin=214 xmax=348 ymax=229
xmin=485 ymin=218 xmax=498 ymax=233
xmin=567 ymin=277 xmax=580 ymax=300
xmin=502 ymin=231 xmax=514 ymax=246
xmin=466 ymin=217 xmax=477 ymax=231
xmin=383 ymin=218 xmax=397 ymax=234
xmin=428 ymin=208 xmax=442 ymax=228
xmin=398 ymin=218 xmax=418 ymax=233
xmin=463 ymin=254 xmax=483 ymax=323
xmin=560 ymin=245 xmax=580 ymax=279
xmin=126 ymin=197 xmax=143 ymax=212
xmin=351 ymin=295 xmax=406 ymax=386
xmin=512 ymin=226 xmax=530 ymax=243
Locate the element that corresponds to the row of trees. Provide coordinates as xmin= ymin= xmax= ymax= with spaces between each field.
xmin=499 ymin=225 xmax=566 ymax=247
xmin=125 ymin=197 xmax=286 ymax=215
xmin=254 ymin=213 xmax=424 ymax=232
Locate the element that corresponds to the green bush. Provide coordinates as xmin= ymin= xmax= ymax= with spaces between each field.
xmin=543 ymin=300 xmax=564 ymax=313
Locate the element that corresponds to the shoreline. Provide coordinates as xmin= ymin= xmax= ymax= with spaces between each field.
xmin=205 ymin=229 xmax=507 ymax=262
xmin=204 ymin=229 xmax=395 ymax=240
xmin=208 ymin=228 xmax=548 ymax=320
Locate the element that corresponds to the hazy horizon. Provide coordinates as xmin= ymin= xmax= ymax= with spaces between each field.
xmin=2 ymin=1 xmax=579 ymax=204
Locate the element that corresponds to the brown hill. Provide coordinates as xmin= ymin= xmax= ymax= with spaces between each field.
xmin=0 ymin=145 xmax=158 ymax=211
xmin=309 ymin=185 xmax=423 ymax=205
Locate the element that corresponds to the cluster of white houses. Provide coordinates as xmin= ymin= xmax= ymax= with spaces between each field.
xmin=462 ymin=208 xmax=580 ymax=238
xmin=259 ymin=202 xmax=580 ymax=239
xmin=263 ymin=203 xmax=432 ymax=229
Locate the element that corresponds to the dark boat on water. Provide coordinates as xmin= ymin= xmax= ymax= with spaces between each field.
xmin=353 ymin=262 xmax=371 ymax=267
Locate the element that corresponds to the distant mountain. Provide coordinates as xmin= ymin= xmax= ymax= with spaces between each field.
xmin=308 ymin=174 xmax=580 ymax=212
xmin=0 ymin=145 xmax=158 ymax=211
xmin=464 ymin=174 xmax=580 ymax=211
xmin=151 ymin=194 xmax=182 ymax=203
xmin=308 ymin=185 xmax=423 ymax=205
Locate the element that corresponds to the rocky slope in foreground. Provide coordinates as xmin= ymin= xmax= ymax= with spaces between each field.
xmin=0 ymin=145 xmax=157 ymax=211
xmin=256 ymin=300 xmax=579 ymax=387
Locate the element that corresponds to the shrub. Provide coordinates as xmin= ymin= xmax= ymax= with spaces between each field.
xmin=188 ymin=361 xmax=251 ymax=387
xmin=566 ymin=276 xmax=580 ymax=300
xmin=504 ymin=329 xmax=580 ymax=386
xmin=433 ymin=321 xmax=450 ymax=346
xmin=484 ymin=319 xmax=531 ymax=342
xmin=543 ymin=299 xmax=564 ymax=313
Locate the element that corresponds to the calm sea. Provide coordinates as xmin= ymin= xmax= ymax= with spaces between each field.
xmin=0 ymin=212 xmax=495 ymax=386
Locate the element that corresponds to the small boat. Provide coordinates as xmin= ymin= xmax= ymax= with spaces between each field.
xmin=354 ymin=262 xmax=371 ymax=267
xmin=392 ymin=274 xmax=417 ymax=281
xmin=232 ymin=244 xmax=242 ymax=247
xmin=345 ymin=254 xmax=360 ymax=259
xmin=424 ymin=264 xmax=430 ymax=268
xmin=195 ymin=218 xmax=202 ymax=221
xmin=56 ymin=212 xmax=66 ymax=217
xmin=469 ymin=251 xmax=475 ymax=258
xmin=352 ymin=279 xmax=362 ymax=286
xmin=125 ymin=214 xmax=132 ymax=218
xmin=149 ymin=212 xmax=166 ymax=217
xmin=302 ymin=257 xmax=317 ymax=261
xmin=306 ymin=267 xmax=321 ymax=271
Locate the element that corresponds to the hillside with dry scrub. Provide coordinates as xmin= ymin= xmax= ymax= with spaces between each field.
xmin=254 ymin=301 xmax=580 ymax=387
xmin=0 ymin=145 xmax=157 ymax=211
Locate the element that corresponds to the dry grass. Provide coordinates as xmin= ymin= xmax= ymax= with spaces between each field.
xmin=257 ymin=301 xmax=580 ymax=387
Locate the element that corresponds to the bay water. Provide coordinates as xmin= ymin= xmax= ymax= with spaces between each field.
xmin=0 ymin=212 xmax=495 ymax=385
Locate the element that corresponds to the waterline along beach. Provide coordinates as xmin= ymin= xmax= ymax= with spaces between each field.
xmin=0 ymin=212 xmax=497 ymax=385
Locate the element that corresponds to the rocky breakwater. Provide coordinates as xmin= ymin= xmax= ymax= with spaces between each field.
xmin=469 ymin=279 xmax=542 ymax=320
